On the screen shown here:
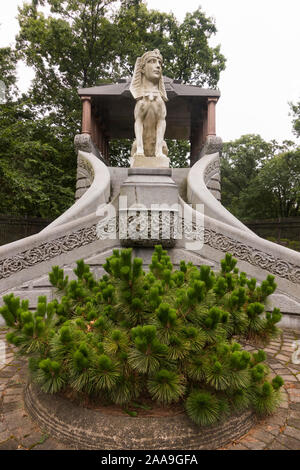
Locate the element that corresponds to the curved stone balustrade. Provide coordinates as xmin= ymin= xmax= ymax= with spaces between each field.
xmin=42 ymin=150 xmax=110 ymax=232
xmin=178 ymin=195 xmax=300 ymax=321
xmin=1 ymin=147 xmax=300 ymax=325
xmin=0 ymin=158 xmax=118 ymax=300
xmin=0 ymin=210 xmax=118 ymax=293
xmin=187 ymin=153 xmax=255 ymax=234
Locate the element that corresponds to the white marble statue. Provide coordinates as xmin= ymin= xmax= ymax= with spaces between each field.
xmin=130 ymin=49 xmax=168 ymax=163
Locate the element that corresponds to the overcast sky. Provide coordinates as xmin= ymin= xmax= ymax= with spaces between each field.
xmin=1 ymin=0 xmax=299 ymax=143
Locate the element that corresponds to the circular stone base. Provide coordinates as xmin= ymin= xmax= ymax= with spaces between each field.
xmin=24 ymin=383 xmax=256 ymax=450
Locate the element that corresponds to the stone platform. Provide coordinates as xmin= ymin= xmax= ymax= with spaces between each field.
xmin=130 ymin=155 xmax=170 ymax=168
xmin=1 ymin=327 xmax=300 ymax=450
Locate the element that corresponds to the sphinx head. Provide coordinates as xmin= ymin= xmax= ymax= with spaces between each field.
xmin=140 ymin=49 xmax=163 ymax=83
xmin=130 ymin=49 xmax=168 ymax=102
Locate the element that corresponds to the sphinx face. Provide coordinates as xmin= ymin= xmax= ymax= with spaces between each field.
xmin=143 ymin=57 xmax=162 ymax=82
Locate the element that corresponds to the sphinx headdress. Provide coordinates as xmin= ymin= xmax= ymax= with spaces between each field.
xmin=129 ymin=49 xmax=168 ymax=102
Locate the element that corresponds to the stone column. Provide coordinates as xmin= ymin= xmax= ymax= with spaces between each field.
xmin=81 ymin=96 xmax=92 ymax=134
xmin=207 ymin=97 xmax=218 ymax=136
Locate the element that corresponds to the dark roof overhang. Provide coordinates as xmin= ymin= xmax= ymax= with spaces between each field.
xmin=78 ymin=77 xmax=220 ymax=139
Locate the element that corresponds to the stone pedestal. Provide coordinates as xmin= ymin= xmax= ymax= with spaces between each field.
xmin=119 ymin=168 xmax=179 ymax=247
xmin=130 ymin=155 xmax=170 ymax=168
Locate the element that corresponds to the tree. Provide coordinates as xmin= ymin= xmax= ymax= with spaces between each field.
xmin=109 ymin=139 xmax=190 ymax=168
xmin=0 ymin=1 xmax=226 ymax=217
xmin=245 ymin=149 xmax=300 ymax=219
xmin=290 ymin=100 xmax=300 ymax=138
xmin=16 ymin=0 xmax=225 ymax=167
xmin=221 ymin=135 xmax=278 ymax=219
xmin=166 ymin=140 xmax=190 ymax=168
xmin=0 ymin=98 xmax=75 ymax=218
xmin=114 ymin=4 xmax=225 ymax=86
xmin=16 ymin=0 xmax=122 ymax=133
xmin=0 ymin=46 xmax=18 ymax=99
xmin=220 ymin=134 xmax=297 ymax=220
xmin=0 ymin=44 xmax=75 ymax=218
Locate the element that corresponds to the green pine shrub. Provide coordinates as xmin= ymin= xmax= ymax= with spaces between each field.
xmin=0 ymin=246 xmax=284 ymax=427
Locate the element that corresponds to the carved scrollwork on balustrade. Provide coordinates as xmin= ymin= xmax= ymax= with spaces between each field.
xmin=1 ymin=214 xmax=300 ymax=285
xmin=201 ymin=228 xmax=300 ymax=284
xmin=204 ymin=157 xmax=220 ymax=185
xmin=0 ymin=225 xmax=98 ymax=280
xmin=77 ymin=155 xmax=94 ymax=186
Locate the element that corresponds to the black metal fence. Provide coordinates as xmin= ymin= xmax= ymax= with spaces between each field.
xmin=245 ymin=217 xmax=300 ymax=242
xmin=1 ymin=214 xmax=300 ymax=250
xmin=0 ymin=215 xmax=53 ymax=246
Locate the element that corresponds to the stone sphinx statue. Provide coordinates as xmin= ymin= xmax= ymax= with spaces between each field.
xmin=130 ymin=49 xmax=169 ymax=167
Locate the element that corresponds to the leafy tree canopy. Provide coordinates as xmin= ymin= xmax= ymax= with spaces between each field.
xmin=109 ymin=139 xmax=190 ymax=168
xmin=1 ymin=0 xmax=225 ymax=217
xmin=245 ymin=148 xmax=300 ymax=219
xmin=15 ymin=0 xmax=225 ymax=167
xmin=221 ymin=134 xmax=300 ymax=220
xmin=289 ymin=100 xmax=300 ymax=138
xmin=114 ymin=3 xmax=225 ymax=86
xmin=0 ymin=47 xmax=18 ymax=99
xmin=0 ymin=42 xmax=75 ymax=218
xmin=0 ymin=97 xmax=75 ymax=218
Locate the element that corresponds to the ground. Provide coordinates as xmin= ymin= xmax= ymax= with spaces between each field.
xmin=1 ymin=326 xmax=300 ymax=451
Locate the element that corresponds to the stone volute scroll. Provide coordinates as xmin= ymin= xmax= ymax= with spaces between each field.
xmin=129 ymin=49 xmax=170 ymax=168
